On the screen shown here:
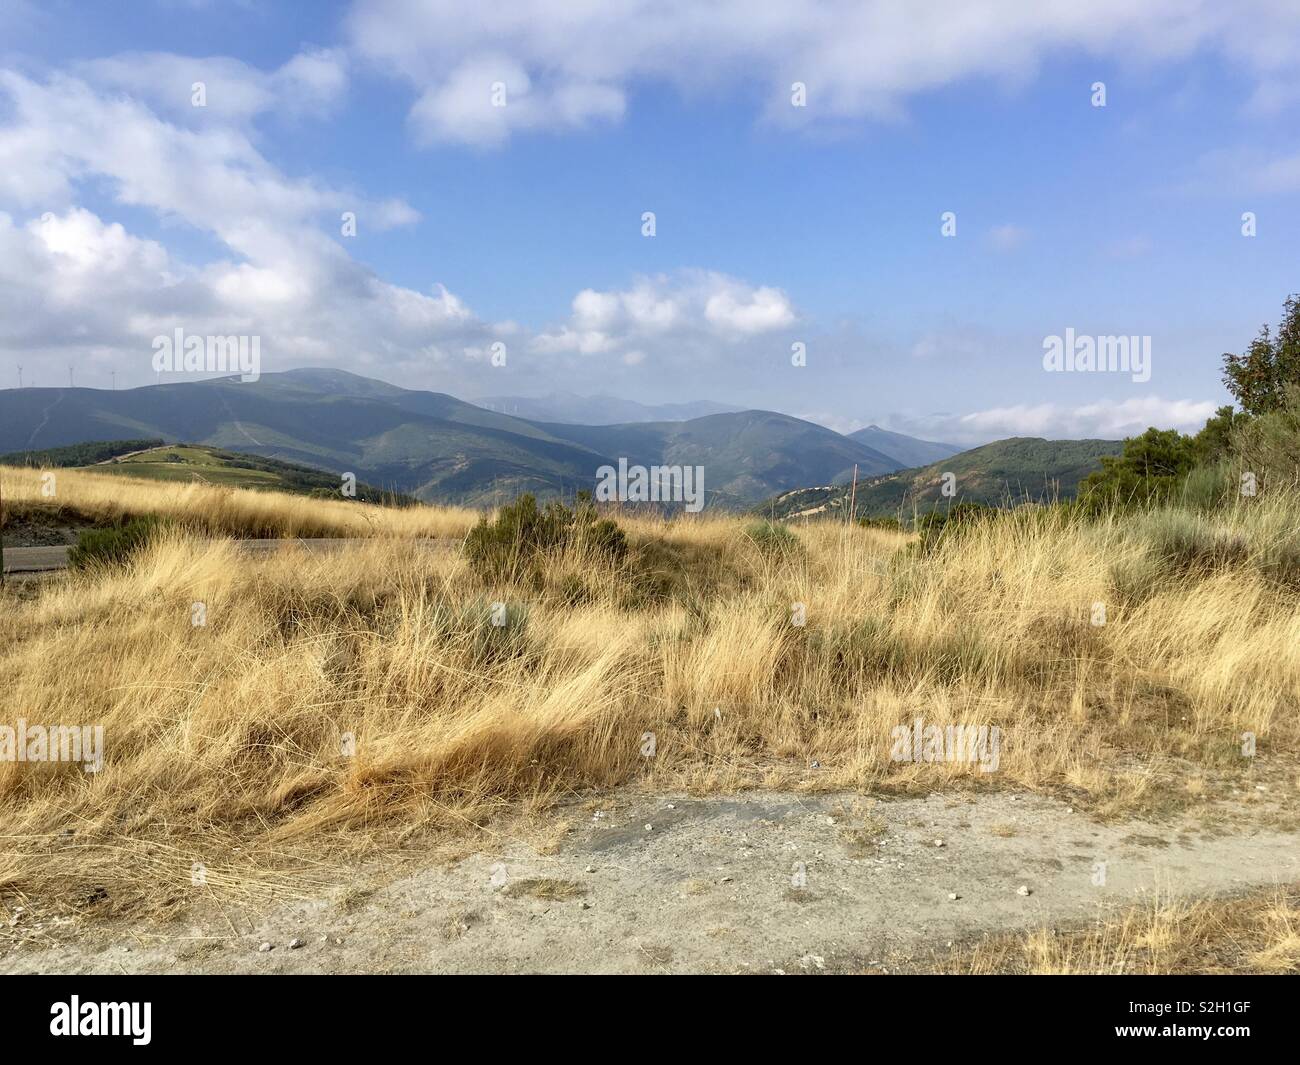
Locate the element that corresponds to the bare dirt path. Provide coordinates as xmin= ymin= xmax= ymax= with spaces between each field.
xmin=3 ymin=788 xmax=1295 ymax=974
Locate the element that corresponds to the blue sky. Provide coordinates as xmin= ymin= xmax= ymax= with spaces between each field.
xmin=2 ymin=1 xmax=1298 ymax=443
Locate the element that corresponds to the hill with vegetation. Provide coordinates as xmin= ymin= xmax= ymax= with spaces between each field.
xmin=756 ymin=436 xmax=1123 ymax=521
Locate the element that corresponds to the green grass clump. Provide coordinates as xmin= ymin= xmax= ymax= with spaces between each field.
xmin=67 ymin=516 xmax=168 ymax=571
xmin=464 ymin=493 xmax=627 ymax=582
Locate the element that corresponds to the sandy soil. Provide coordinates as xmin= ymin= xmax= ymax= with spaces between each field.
xmin=3 ymin=786 xmax=1296 ymax=974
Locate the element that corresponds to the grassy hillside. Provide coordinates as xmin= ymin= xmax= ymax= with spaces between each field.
xmin=758 ymin=437 xmax=1123 ymax=520
xmin=89 ymin=444 xmax=420 ymax=504
xmin=0 ymin=462 xmax=473 ymax=539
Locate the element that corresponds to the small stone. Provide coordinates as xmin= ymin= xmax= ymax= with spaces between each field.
xmin=666 ymin=803 xmax=676 ymax=809
xmin=645 ymin=824 xmax=652 ymax=831
xmin=258 ymin=942 xmax=273 ymax=953
xmin=720 ymin=875 xmax=733 ymax=883
xmin=1017 ymin=885 xmax=1032 ymax=897
xmin=810 ymin=760 xmax=821 ymax=769
xmin=933 ymin=839 xmax=944 ymax=847
xmin=825 ymin=816 xmax=837 ymax=826
xmin=585 ymin=865 xmax=596 ymax=873
xmin=289 ymin=938 xmax=304 ymax=949
xmin=947 ymin=892 xmax=959 ymax=901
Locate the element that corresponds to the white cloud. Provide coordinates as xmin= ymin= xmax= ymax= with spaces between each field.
xmin=532 ymin=271 xmax=796 ymax=358
xmin=406 ymin=55 xmax=624 ymax=147
xmin=0 ymin=70 xmax=485 ymax=389
xmin=345 ymin=0 xmax=1300 ymax=146
xmin=78 ymin=48 xmax=349 ymax=124
xmin=886 ymin=397 xmax=1219 ymax=446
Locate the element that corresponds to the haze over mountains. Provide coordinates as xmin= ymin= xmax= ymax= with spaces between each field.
xmin=475 ymin=393 xmax=742 ymax=425
xmin=0 ymin=369 xmax=934 ymax=507
xmin=848 ymin=426 xmax=961 ymax=468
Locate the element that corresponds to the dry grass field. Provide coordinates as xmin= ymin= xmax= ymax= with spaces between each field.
xmin=1 ymin=464 xmax=1298 ymax=934
xmin=942 ymin=884 xmax=1300 ymax=975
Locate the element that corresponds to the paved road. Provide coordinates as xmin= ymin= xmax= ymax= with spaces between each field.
xmin=2 ymin=538 xmax=452 ymax=574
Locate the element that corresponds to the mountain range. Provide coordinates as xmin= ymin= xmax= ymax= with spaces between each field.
xmin=0 ymin=371 xmax=1127 ymax=512
xmin=848 ymin=425 xmax=961 ymax=467
xmin=0 ymin=369 xmax=933 ymax=507
xmin=756 ymin=437 xmax=1126 ymax=520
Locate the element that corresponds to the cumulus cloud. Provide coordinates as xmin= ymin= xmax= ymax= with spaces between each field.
xmin=406 ymin=55 xmax=624 ymax=148
xmin=532 ymin=271 xmax=796 ymax=359
xmin=0 ymin=70 xmax=483 ymax=388
xmin=345 ymin=0 xmax=1300 ymax=146
xmin=0 ymin=64 xmax=797 ymax=394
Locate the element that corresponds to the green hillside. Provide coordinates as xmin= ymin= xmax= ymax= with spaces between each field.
xmin=755 ymin=437 xmax=1124 ymax=521
xmin=2 ymin=439 xmax=419 ymax=505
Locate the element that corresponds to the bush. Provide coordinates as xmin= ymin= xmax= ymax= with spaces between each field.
xmin=1078 ymin=428 xmax=1198 ymax=512
xmin=1179 ymin=462 xmax=1234 ymax=511
xmin=67 ymin=516 xmax=167 ymax=571
xmin=1139 ymin=510 xmax=1249 ymax=576
xmin=856 ymin=515 xmax=903 ymax=532
xmin=912 ymin=502 xmax=995 ymax=553
xmin=744 ymin=520 xmax=801 ymax=556
xmin=1230 ymin=386 xmax=1300 ymax=493
xmin=463 ymin=493 xmax=627 ymax=581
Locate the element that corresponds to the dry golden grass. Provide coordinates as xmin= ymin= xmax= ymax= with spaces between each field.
xmin=0 ymin=463 xmax=478 ymax=539
xmin=944 ymin=885 xmax=1300 ymax=974
xmin=0 ymin=470 xmax=1297 ymax=918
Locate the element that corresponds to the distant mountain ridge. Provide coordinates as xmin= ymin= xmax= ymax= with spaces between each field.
xmin=848 ymin=425 xmax=961 ymax=467
xmin=0 ymin=369 xmax=907 ymax=508
xmin=756 ymin=437 xmax=1124 ymax=520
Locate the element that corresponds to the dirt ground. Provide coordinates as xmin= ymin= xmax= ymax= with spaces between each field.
xmin=3 ymin=786 xmax=1296 ymax=974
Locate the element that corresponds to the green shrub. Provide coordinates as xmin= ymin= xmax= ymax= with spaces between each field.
xmin=912 ymin=502 xmax=995 ymax=553
xmin=463 ymin=493 xmax=627 ymax=581
xmin=1078 ymin=428 xmax=1198 ymax=513
xmin=67 ymin=516 xmax=168 ymax=571
xmin=856 ymin=515 xmax=903 ymax=532
xmin=1140 ymin=511 xmax=1249 ymax=576
xmin=744 ymin=520 xmax=801 ymax=556
xmin=1179 ymin=462 xmax=1234 ymax=511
